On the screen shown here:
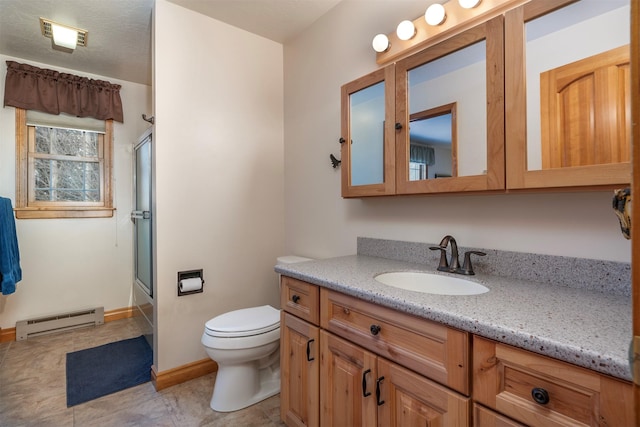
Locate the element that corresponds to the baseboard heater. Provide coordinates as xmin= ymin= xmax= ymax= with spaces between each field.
xmin=15 ymin=307 xmax=104 ymax=341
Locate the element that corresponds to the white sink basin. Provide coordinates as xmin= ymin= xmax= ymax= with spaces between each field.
xmin=374 ymin=272 xmax=489 ymax=295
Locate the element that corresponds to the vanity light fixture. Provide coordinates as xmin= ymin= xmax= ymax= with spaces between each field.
xmin=458 ymin=0 xmax=482 ymax=8
xmin=372 ymin=34 xmax=391 ymax=53
xmin=40 ymin=18 xmax=88 ymax=51
xmin=425 ymin=4 xmax=447 ymax=26
xmin=396 ymin=20 xmax=417 ymax=41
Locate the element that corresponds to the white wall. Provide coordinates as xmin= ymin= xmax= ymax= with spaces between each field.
xmin=154 ymin=0 xmax=285 ymax=371
xmin=0 ymin=54 xmax=151 ymax=329
xmin=283 ymin=0 xmax=631 ymax=262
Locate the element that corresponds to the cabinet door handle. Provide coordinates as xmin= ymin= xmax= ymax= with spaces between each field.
xmin=375 ymin=376 xmax=385 ymax=406
xmin=531 ymin=387 xmax=550 ymax=405
xmin=370 ymin=324 xmax=381 ymax=335
xmin=362 ymin=369 xmax=371 ymax=397
xmin=306 ymin=339 xmax=315 ymax=362
xmin=292 ymin=294 xmax=300 ymax=304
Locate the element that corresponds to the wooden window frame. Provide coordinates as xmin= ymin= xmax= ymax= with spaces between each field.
xmin=14 ymin=108 xmax=115 ymax=219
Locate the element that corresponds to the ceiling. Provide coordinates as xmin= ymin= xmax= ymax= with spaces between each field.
xmin=0 ymin=0 xmax=342 ymax=86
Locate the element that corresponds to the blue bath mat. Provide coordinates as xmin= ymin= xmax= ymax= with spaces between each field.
xmin=66 ymin=335 xmax=152 ymax=407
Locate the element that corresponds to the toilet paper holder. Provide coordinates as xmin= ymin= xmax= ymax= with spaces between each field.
xmin=177 ymin=269 xmax=204 ymax=296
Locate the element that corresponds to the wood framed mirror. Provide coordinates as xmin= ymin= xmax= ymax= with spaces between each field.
xmin=505 ymin=0 xmax=631 ymax=190
xmin=340 ymin=65 xmax=396 ymax=197
xmin=395 ymin=15 xmax=505 ymax=195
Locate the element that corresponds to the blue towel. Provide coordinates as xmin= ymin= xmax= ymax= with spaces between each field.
xmin=0 ymin=197 xmax=22 ymax=295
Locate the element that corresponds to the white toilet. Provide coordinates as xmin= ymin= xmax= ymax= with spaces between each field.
xmin=201 ymin=255 xmax=311 ymax=412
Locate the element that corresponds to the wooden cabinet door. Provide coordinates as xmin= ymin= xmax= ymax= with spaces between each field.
xmin=377 ymin=357 xmax=470 ymax=427
xmin=340 ymin=65 xmax=396 ymax=197
xmin=281 ymin=312 xmax=320 ymax=427
xmin=320 ymin=331 xmax=378 ymax=427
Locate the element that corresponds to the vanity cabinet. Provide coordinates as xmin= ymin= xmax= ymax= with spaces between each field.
xmin=473 ymin=336 xmax=634 ymax=426
xmin=281 ymin=276 xmax=633 ymax=426
xmin=281 ymin=276 xmax=471 ymax=426
xmin=280 ymin=277 xmax=320 ymax=427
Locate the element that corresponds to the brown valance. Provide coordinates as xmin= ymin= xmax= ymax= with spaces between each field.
xmin=4 ymin=61 xmax=123 ymax=122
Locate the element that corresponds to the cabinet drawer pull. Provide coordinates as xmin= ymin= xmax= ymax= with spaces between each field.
xmin=531 ymin=387 xmax=549 ymax=405
xmin=306 ymin=339 xmax=315 ymax=362
xmin=292 ymin=294 xmax=300 ymax=304
xmin=376 ymin=376 xmax=385 ymax=406
xmin=370 ymin=324 xmax=381 ymax=335
xmin=362 ymin=369 xmax=371 ymax=397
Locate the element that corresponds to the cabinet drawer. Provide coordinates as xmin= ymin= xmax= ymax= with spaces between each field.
xmin=473 ymin=336 xmax=633 ymax=426
xmin=281 ymin=276 xmax=319 ymax=325
xmin=320 ymin=288 xmax=470 ymax=395
xmin=473 ymin=404 xmax=524 ymax=427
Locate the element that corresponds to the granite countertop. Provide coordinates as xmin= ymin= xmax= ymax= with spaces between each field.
xmin=275 ymin=255 xmax=632 ymax=381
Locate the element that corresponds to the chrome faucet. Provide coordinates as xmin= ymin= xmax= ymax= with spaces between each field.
xmin=429 ymin=235 xmax=486 ymax=275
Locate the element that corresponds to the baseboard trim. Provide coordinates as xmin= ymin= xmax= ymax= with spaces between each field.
xmin=152 ymin=359 xmax=218 ymax=391
xmin=0 ymin=306 xmax=139 ymax=343
xmin=104 ymin=306 xmax=137 ymax=322
xmin=0 ymin=327 xmax=14 ymax=343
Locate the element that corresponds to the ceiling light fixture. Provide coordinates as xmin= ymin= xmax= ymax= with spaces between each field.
xmin=40 ymin=18 xmax=88 ymax=51
xmin=372 ymin=34 xmax=391 ymax=53
xmin=396 ymin=20 xmax=416 ymax=41
xmin=458 ymin=0 xmax=481 ymax=9
xmin=425 ymin=4 xmax=447 ymax=26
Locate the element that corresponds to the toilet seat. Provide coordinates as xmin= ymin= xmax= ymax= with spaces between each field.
xmin=205 ymin=305 xmax=280 ymax=338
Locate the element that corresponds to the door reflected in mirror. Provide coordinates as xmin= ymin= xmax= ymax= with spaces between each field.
xmin=525 ymin=0 xmax=630 ymax=171
xmin=409 ymin=104 xmax=456 ymax=181
xmin=350 ymin=81 xmax=385 ymax=186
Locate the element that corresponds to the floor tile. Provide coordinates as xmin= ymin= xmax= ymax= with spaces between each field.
xmin=0 ymin=318 xmax=284 ymax=427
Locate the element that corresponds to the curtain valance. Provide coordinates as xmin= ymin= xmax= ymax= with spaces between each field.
xmin=410 ymin=144 xmax=435 ymax=166
xmin=3 ymin=61 xmax=123 ymax=122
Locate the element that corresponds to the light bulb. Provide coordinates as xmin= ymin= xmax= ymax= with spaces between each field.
xmin=458 ymin=0 xmax=481 ymax=8
xmin=396 ymin=20 xmax=416 ymax=41
xmin=425 ymin=4 xmax=446 ymax=26
xmin=372 ymin=34 xmax=390 ymax=53
xmin=51 ymin=24 xmax=78 ymax=50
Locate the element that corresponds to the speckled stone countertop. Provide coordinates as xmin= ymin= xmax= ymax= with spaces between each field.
xmin=275 ymin=254 xmax=632 ymax=381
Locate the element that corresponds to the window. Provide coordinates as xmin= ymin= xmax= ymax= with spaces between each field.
xmin=15 ymin=108 xmax=114 ymax=219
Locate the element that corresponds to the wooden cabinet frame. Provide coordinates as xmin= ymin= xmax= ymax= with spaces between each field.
xmin=504 ymin=0 xmax=631 ymax=190
xmin=340 ymin=65 xmax=396 ymax=197
xmin=395 ymin=15 xmax=506 ymax=194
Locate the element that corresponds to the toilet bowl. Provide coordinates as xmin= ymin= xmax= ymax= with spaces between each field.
xmin=201 ymin=255 xmax=312 ymax=412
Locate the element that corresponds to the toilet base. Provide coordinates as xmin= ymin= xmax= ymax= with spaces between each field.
xmin=210 ymin=361 xmax=280 ymax=412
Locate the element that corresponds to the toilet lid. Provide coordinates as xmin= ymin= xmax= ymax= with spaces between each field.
xmin=205 ymin=305 xmax=280 ymax=338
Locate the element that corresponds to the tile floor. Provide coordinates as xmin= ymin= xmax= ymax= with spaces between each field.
xmin=0 ymin=318 xmax=285 ymax=426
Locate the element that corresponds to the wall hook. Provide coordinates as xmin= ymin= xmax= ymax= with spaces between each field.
xmin=142 ymin=114 xmax=155 ymax=124
xmin=330 ymin=154 xmax=341 ymax=169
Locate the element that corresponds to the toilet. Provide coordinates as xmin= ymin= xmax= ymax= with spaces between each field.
xmin=201 ymin=255 xmax=312 ymax=412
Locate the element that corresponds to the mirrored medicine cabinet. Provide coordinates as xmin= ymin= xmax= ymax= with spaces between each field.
xmin=340 ymin=0 xmax=631 ymax=198
xmin=505 ymin=0 xmax=631 ymax=190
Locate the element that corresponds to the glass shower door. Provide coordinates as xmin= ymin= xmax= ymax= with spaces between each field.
xmin=132 ymin=130 xmax=152 ymax=297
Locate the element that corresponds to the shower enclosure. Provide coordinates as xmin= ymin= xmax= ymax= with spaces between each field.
xmin=132 ymin=127 xmax=154 ymax=343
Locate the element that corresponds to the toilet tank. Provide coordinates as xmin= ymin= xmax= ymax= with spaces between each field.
xmin=277 ymin=255 xmax=313 ymax=265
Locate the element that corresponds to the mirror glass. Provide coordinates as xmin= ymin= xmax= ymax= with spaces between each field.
xmin=408 ymin=40 xmax=487 ymax=179
xmin=525 ymin=0 xmax=630 ymax=171
xmin=350 ymin=81 xmax=385 ymax=186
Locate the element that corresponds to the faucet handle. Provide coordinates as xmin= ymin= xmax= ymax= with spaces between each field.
xmin=429 ymin=246 xmax=450 ymax=272
xmin=457 ymin=251 xmax=486 ymax=275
